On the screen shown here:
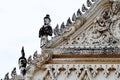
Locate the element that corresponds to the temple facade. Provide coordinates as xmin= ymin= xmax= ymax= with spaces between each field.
xmin=2 ymin=0 xmax=120 ymax=80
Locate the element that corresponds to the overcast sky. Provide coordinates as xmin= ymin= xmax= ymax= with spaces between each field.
xmin=0 ymin=0 xmax=87 ymax=78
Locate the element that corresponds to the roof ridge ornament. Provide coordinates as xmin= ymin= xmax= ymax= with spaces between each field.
xmin=39 ymin=1 xmax=98 ymax=47
xmin=4 ymin=72 xmax=9 ymax=80
xmin=54 ymin=24 xmax=60 ymax=36
xmin=82 ymin=4 xmax=88 ymax=12
xmin=72 ymin=13 xmax=77 ymax=21
xmin=77 ymin=9 xmax=82 ymax=17
xmin=87 ymin=0 xmax=92 ymax=7
xmin=11 ymin=67 xmax=17 ymax=80
xmin=33 ymin=51 xmax=38 ymax=59
xmin=66 ymin=17 xmax=72 ymax=26
xmin=27 ymin=55 xmax=32 ymax=64
xmin=39 ymin=14 xmax=53 ymax=47
xmin=60 ymin=22 xmax=65 ymax=32
xmin=18 ymin=46 xmax=27 ymax=76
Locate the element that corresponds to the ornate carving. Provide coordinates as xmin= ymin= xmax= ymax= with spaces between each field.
xmin=79 ymin=65 xmax=92 ymax=80
xmin=77 ymin=9 xmax=82 ymax=17
xmin=33 ymin=51 xmax=38 ymax=59
xmin=115 ymin=65 xmax=120 ymax=78
xmin=54 ymin=24 xmax=60 ymax=36
xmin=25 ymin=50 xmax=52 ymax=80
xmin=60 ymin=22 xmax=65 ymax=32
xmin=61 ymin=26 xmax=75 ymax=38
xmin=53 ymin=65 xmax=60 ymax=78
xmin=75 ymin=65 xmax=82 ymax=78
xmin=42 ymin=64 xmax=120 ymax=80
xmin=62 ymin=3 xmax=120 ymax=48
xmin=4 ymin=73 xmax=9 ymax=80
xmin=11 ymin=67 xmax=17 ymax=80
xmin=47 ymin=65 xmax=55 ymax=80
xmin=87 ymin=0 xmax=92 ymax=7
xmin=64 ymin=65 xmax=71 ymax=77
xmin=82 ymin=4 xmax=88 ymax=12
xmin=91 ymin=65 xmax=98 ymax=78
xmin=66 ymin=17 xmax=72 ymax=26
xmin=18 ymin=47 xmax=27 ymax=76
xmin=41 ymin=64 xmax=120 ymax=80
xmin=39 ymin=14 xmax=53 ymax=47
xmin=25 ymin=65 xmax=36 ymax=80
xmin=31 ymin=50 xmax=52 ymax=68
xmin=103 ymin=65 xmax=109 ymax=78
xmin=27 ymin=55 xmax=32 ymax=64
xmin=72 ymin=13 xmax=77 ymax=21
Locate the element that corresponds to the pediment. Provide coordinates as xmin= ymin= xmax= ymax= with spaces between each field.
xmin=44 ymin=0 xmax=120 ymax=50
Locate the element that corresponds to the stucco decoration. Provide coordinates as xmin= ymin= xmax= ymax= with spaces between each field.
xmin=25 ymin=50 xmax=53 ymax=80
xmin=39 ymin=64 xmax=120 ymax=80
xmin=11 ymin=67 xmax=17 ymax=80
xmin=62 ymin=1 xmax=120 ymax=48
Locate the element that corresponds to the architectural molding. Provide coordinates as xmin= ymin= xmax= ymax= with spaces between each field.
xmin=31 ymin=64 xmax=120 ymax=80
xmin=2 ymin=0 xmax=120 ymax=80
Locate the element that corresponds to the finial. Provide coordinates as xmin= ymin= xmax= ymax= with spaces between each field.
xmin=66 ymin=17 xmax=72 ymax=26
xmin=60 ymin=22 xmax=65 ymax=32
xmin=54 ymin=24 xmax=60 ymax=36
xmin=82 ymin=4 xmax=88 ymax=12
xmin=72 ymin=13 xmax=77 ymax=21
xmin=18 ymin=47 xmax=27 ymax=76
xmin=4 ymin=72 xmax=9 ymax=80
xmin=33 ymin=51 xmax=38 ymax=59
xmin=11 ymin=67 xmax=17 ymax=80
xmin=21 ymin=46 xmax=25 ymax=57
xmin=87 ymin=0 xmax=92 ymax=7
xmin=27 ymin=55 xmax=32 ymax=64
xmin=77 ymin=9 xmax=82 ymax=17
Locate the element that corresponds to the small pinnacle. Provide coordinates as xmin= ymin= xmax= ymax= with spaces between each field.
xmin=60 ymin=22 xmax=65 ymax=32
xmin=77 ymin=9 xmax=82 ymax=17
xmin=82 ymin=4 xmax=88 ymax=12
xmin=54 ymin=24 xmax=60 ymax=36
xmin=87 ymin=0 xmax=92 ymax=7
xmin=66 ymin=17 xmax=72 ymax=26
xmin=72 ymin=13 xmax=77 ymax=21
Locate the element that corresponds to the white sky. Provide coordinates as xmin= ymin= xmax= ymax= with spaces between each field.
xmin=0 ymin=0 xmax=87 ymax=78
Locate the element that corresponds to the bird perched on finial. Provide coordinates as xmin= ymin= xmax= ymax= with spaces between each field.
xmin=18 ymin=46 xmax=27 ymax=76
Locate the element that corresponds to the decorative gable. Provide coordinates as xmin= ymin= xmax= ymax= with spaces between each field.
xmin=3 ymin=0 xmax=120 ymax=80
xmin=44 ymin=0 xmax=120 ymax=49
xmin=63 ymin=2 xmax=120 ymax=48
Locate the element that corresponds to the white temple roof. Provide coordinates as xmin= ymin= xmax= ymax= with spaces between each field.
xmin=40 ymin=0 xmax=120 ymax=54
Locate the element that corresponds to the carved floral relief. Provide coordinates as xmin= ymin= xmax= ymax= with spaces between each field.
xmin=63 ymin=2 xmax=120 ymax=47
